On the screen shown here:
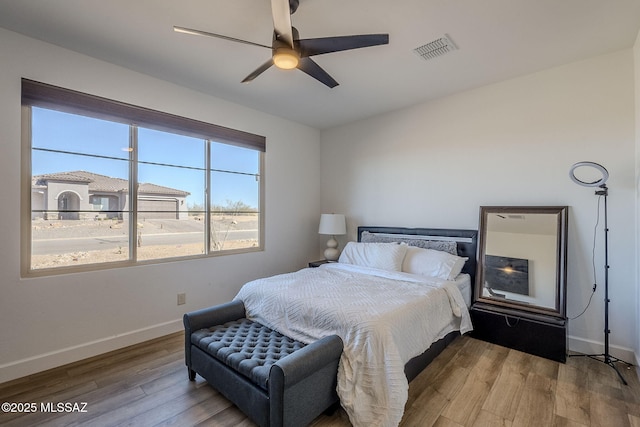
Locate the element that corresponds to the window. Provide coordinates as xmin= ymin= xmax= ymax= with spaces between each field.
xmin=22 ymin=79 xmax=265 ymax=275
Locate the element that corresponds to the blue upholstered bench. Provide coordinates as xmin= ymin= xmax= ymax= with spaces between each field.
xmin=184 ymin=300 xmax=343 ymax=427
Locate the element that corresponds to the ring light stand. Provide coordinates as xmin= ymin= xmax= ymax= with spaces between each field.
xmin=569 ymin=161 xmax=631 ymax=385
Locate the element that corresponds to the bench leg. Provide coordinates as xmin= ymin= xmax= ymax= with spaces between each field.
xmin=188 ymin=368 xmax=196 ymax=381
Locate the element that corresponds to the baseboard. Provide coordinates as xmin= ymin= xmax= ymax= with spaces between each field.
xmin=0 ymin=318 xmax=183 ymax=384
xmin=567 ymin=334 xmax=636 ymax=365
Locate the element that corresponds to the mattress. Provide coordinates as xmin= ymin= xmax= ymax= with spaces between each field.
xmin=455 ymin=273 xmax=472 ymax=307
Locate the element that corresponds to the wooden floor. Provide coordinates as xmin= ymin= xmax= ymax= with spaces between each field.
xmin=1 ymin=333 xmax=639 ymax=427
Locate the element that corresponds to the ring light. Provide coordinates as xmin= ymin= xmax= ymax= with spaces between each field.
xmin=566 ymin=160 xmax=631 ymax=383
xmin=569 ymin=161 xmax=609 ymax=187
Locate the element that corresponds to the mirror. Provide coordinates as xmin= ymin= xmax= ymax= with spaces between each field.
xmin=475 ymin=206 xmax=568 ymax=318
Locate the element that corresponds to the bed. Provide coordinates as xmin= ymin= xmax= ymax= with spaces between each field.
xmin=235 ymin=226 xmax=477 ymax=427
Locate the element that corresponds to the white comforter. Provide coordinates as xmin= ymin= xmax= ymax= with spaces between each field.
xmin=234 ymin=263 xmax=473 ymax=427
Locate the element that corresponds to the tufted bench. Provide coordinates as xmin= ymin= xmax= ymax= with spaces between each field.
xmin=184 ymin=300 xmax=343 ymax=427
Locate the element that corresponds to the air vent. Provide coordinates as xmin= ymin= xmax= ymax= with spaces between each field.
xmin=507 ymin=215 xmax=525 ymax=220
xmin=413 ymin=34 xmax=457 ymax=61
xmin=497 ymin=214 xmax=526 ymax=220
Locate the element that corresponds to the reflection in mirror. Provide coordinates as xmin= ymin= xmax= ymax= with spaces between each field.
xmin=475 ymin=206 xmax=567 ymax=318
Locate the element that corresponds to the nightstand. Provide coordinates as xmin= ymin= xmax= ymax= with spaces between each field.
xmin=308 ymin=260 xmax=331 ymax=268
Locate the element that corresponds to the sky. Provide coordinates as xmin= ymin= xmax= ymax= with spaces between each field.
xmin=31 ymin=107 xmax=260 ymax=209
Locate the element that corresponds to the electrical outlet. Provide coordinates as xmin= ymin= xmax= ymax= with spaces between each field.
xmin=177 ymin=293 xmax=186 ymax=305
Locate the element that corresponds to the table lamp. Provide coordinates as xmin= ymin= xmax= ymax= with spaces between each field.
xmin=318 ymin=214 xmax=346 ymax=261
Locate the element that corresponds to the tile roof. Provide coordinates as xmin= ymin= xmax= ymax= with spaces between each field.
xmin=32 ymin=171 xmax=190 ymax=196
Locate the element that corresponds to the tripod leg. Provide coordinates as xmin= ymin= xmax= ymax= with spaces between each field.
xmin=570 ymin=353 xmax=631 ymax=386
xmin=608 ymin=362 xmax=628 ymax=385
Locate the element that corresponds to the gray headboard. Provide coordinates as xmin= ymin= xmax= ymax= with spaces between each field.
xmin=357 ymin=226 xmax=478 ymax=286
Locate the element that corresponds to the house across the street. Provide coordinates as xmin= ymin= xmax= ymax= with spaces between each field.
xmin=31 ymin=170 xmax=190 ymax=220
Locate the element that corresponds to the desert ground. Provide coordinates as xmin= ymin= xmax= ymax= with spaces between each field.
xmin=30 ymin=214 xmax=258 ymax=269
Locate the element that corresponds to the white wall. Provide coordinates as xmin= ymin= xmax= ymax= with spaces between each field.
xmin=321 ymin=50 xmax=637 ymax=361
xmin=0 ymin=28 xmax=321 ymax=383
xmin=485 ymin=231 xmax=557 ymax=309
xmin=634 ymin=30 xmax=640 ymax=365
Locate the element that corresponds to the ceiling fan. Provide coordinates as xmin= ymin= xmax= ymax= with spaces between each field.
xmin=174 ymin=0 xmax=389 ymax=88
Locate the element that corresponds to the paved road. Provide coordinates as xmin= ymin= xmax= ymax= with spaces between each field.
xmin=32 ymin=229 xmax=258 ymax=255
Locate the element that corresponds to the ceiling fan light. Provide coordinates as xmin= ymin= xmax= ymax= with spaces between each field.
xmin=273 ymin=48 xmax=299 ymax=69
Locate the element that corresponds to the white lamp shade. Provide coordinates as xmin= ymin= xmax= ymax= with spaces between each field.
xmin=318 ymin=214 xmax=346 ymax=235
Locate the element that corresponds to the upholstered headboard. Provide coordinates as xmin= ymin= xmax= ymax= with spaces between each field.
xmin=357 ymin=226 xmax=478 ymax=286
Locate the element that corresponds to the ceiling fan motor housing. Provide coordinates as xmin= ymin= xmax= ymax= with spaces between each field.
xmin=274 ymin=27 xmax=300 ymax=44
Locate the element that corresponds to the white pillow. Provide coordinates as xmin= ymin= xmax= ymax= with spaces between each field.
xmin=402 ymin=246 xmax=468 ymax=280
xmin=338 ymin=242 xmax=408 ymax=271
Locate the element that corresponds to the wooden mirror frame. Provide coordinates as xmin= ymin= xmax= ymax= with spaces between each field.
xmin=474 ymin=206 xmax=568 ymax=319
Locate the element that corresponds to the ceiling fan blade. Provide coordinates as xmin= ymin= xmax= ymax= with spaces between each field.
xmin=174 ymin=26 xmax=271 ymax=49
xmin=241 ymin=59 xmax=275 ymax=83
xmin=271 ymin=0 xmax=294 ymax=48
xmin=297 ymin=34 xmax=389 ymax=57
xmin=296 ymin=57 xmax=339 ymax=88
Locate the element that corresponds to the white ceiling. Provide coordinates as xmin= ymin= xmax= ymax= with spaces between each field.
xmin=487 ymin=213 xmax=558 ymax=236
xmin=1 ymin=0 xmax=639 ymax=129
